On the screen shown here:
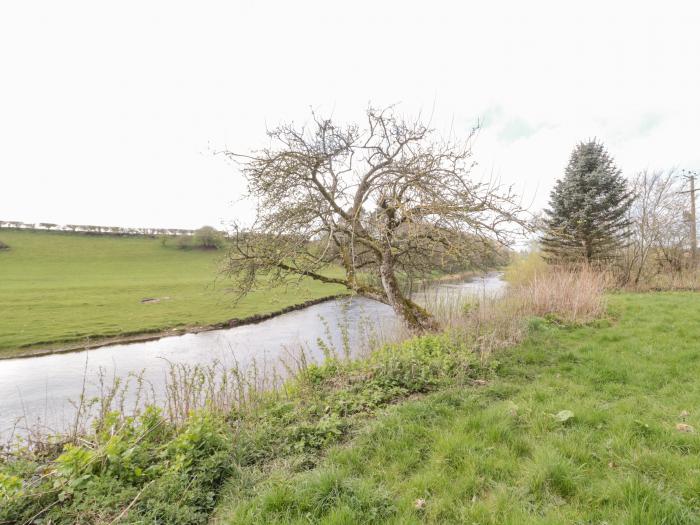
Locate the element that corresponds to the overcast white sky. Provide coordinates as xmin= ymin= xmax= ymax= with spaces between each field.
xmin=2 ymin=1 xmax=699 ymax=230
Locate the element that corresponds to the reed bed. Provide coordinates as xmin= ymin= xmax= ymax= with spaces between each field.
xmin=418 ymin=266 xmax=607 ymax=362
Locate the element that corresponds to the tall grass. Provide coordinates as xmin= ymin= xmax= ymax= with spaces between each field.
xmin=503 ymin=251 xmax=606 ymax=322
xmin=422 ymin=266 xmax=606 ymax=363
xmin=507 ymin=265 xmax=607 ymax=323
xmin=625 ymin=269 xmax=700 ymax=291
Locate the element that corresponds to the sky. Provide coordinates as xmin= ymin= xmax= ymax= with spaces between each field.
xmin=2 ymin=1 xmax=700 ymax=230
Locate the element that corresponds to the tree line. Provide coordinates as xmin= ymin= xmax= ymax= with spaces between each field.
xmin=0 ymin=221 xmax=198 ymax=237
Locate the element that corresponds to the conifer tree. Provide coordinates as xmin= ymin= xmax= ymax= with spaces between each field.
xmin=542 ymin=140 xmax=632 ymax=263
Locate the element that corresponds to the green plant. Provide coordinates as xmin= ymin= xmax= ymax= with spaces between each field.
xmin=542 ymin=140 xmax=633 ymax=263
xmin=8 ymin=277 xmax=687 ymax=524
xmin=504 ymin=250 xmax=547 ymax=285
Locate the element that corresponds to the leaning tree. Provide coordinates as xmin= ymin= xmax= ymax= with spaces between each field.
xmin=542 ymin=140 xmax=633 ymax=264
xmin=223 ymin=107 xmax=526 ymax=332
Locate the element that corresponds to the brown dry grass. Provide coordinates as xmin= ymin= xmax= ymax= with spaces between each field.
xmin=507 ymin=265 xmax=608 ymax=323
xmin=427 ymin=266 xmax=607 ymax=362
xmin=625 ymin=270 xmax=700 ymax=292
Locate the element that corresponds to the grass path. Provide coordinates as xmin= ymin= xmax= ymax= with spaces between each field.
xmin=215 ymin=293 xmax=700 ymax=524
xmin=0 ymin=230 xmax=345 ymax=356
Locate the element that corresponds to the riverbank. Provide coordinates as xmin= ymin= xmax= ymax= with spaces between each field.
xmin=7 ymin=285 xmax=698 ymax=523
xmin=0 ymin=229 xmax=486 ymax=359
xmin=0 ymin=229 xmax=347 ymax=357
xmin=0 ymin=294 xmax=348 ymax=360
xmin=214 ymin=292 xmax=700 ymax=524
xmin=0 ymin=276 xmax=504 ymax=444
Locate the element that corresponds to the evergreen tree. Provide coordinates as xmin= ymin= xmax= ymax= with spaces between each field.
xmin=542 ymin=140 xmax=632 ymax=263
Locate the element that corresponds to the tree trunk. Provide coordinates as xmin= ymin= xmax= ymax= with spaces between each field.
xmin=584 ymin=238 xmax=593 ymax=263
xmin=378 ymin=249 xmax=439 ymax=333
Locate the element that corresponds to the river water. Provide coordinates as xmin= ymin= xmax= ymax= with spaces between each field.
xmin=0 ymin=273 xmax=504 ymax=439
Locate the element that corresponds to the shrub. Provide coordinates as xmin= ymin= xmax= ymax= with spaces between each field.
xmin=504 ymin=250 xmax=547 ymax=286
xmin=175 ymin=227 xmax=224 ymax=250
xmin=0 ymin=408 xmax=234 ymax=524
xmin=193 ymin=226 xmax=224 ymax=250
xmin=0 ymin=239 xmax=8 ymax=251
xmin=176 ymin=235 xmax=192 ymax=250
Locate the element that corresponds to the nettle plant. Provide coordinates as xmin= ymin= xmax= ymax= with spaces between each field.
xmin=224 ymin=106 xmax=526 ymax=332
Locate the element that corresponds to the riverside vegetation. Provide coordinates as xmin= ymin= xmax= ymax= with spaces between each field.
xmin=214 ymin=292 xmax=700 ymax=524
xmin=8 ymin=267 xmax=700 ymax=523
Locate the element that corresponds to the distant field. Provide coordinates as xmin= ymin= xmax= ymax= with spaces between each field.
xmin=0 ymin=230 xmax=345 ymax=356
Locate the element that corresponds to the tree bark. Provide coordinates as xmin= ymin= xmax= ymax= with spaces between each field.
xmin=272 ymin=257 xmax=439 ymax=333
xmin=378 ymin=248 xmax=439 ymax=333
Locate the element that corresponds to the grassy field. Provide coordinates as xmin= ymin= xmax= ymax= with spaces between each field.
xmin=0 ymin=230 xmax=345 ymax=356
xmin=214 ymin=293 xmax=700 ymax=524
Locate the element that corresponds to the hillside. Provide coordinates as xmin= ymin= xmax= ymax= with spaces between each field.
xmin=0 ymin=230 xmax=345 ymax=356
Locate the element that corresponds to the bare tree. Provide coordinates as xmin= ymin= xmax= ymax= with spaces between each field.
xmin=223 ymin=106 xmax=526 ymax=332
xmin=622 ymin=169 xmax=689 ymax=284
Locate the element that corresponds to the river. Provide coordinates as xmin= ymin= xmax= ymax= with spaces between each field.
xmin=0 ymin=273 xmax=505 ymax=440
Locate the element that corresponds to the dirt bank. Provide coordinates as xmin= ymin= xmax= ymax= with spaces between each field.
xmin=0 ymin=294 xmax=347 ymax=360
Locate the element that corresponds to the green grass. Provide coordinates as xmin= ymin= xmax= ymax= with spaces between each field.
xmin=0 ymin=230 xmax=345 ymax=355
xmin=215 ymin=293 xmax=700 ymax=524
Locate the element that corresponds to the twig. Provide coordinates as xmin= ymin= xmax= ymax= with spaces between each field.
xmin=108 ymin=480 xmax=154 ymax=524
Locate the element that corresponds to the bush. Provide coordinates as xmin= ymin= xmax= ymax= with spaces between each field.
xmin=193 ymin=226 xmax=224 ymax=250
xmin=174 ymin=227 xmax=224 ymax=250
xmin=504 ymin=250 xmax=547 ymax=285
xmin=0 ymin=240 xmax=8 ymax=251
xmin=0 ymin=408 xmax=234 ymax=524
xmin=176 ymin=235 xmax=193 ymax=250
